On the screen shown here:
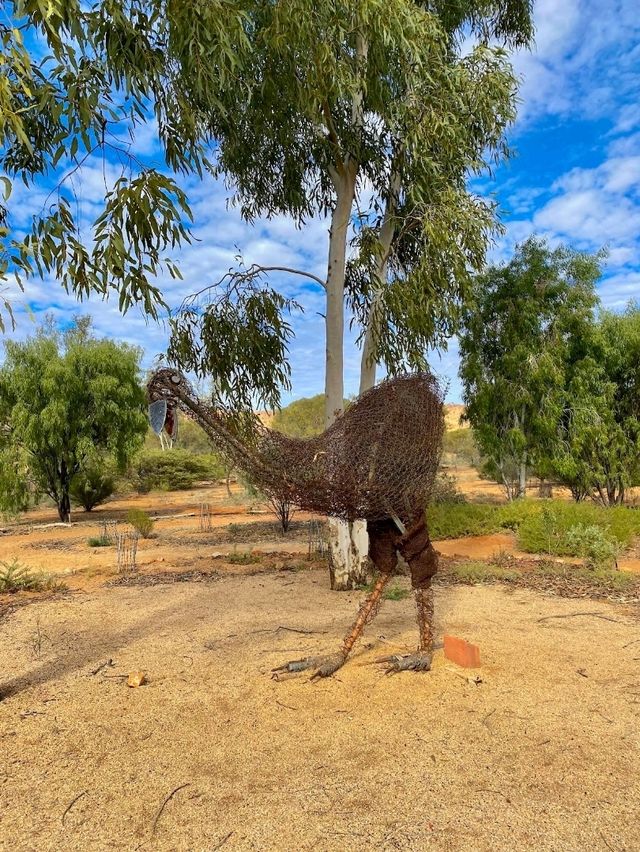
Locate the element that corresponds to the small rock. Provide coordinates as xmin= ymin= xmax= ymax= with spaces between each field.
xmin=127 ymin=671 xmax=147 ymax=688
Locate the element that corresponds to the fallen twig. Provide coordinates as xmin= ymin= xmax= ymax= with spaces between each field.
xmin=152 ymin=784 xmax=191 ymax=835
xmin=276 ymin=626 xmax=327 ymax=635
xmin=61 ymin=790 xmax=87 ymax=825
xmin=212 ymin=832 xmax=234 ymax=850
xmin=482 ymin=709 xmax=496 ymax=728
xmin=275 ymin=699 xmax=298 ymax=711
xmin=90 ymin=659 xmax=114 ymax=676
xmin=623 ymin=639 xmax=640 ymax=648
xmin=601 ymin=832 xmax=615 ymax=851
xmin=593 ymin=709 xmax=613 ymax=723
xmin=537 ymin=611 xmax=623 ymax=624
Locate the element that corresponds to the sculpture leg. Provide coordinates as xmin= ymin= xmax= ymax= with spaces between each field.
xmin=272 ymin=521 xmax=397 ymax=680
xmin=379 ymin=515 xmax=439 ymax=673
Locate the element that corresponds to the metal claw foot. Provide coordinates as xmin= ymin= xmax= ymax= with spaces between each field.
xmin=376 ymin=652 xmax=432 ymax=674
xmin=272 ymin=653 xmax=346 ymax=680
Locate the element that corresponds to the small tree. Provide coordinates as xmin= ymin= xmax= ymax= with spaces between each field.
xmin=0 ymin=318 xmax=146 ymax=521
xmin=268 ymin=493 xmax=296 ymax=534
xmin=459 ymin=238 xmax=601 ymax=500
xmin=552 ymin=307 xmax=640 ymax=505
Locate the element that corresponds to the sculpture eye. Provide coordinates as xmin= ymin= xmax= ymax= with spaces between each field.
xmin=170 ymin=373 xmax=181 ymax=384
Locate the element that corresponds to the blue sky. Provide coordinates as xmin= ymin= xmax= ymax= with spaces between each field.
xmin=5 ymin=0 xmax=640 ymax=404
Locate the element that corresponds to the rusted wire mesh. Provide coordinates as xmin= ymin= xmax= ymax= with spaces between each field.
xmin=199 ymin=502 xmax=212 ymax=532
xmin=307 ymin=519 xmax=327 ymax=560
xmin=147 ymin=369 xmax=444 ymax=526
xmin=100 ymin=520 xmax=118 ymax=546
xmin=116 ymin=532 xmax=139 ymax=574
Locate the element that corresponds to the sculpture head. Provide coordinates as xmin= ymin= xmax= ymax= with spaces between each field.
xmin=146 ymin=367 xmax=192 ymax=402
xmin=146 ymin=368 xmax=192 ymax=439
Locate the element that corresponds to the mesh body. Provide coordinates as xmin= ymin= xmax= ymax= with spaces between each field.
xmin=147 ymin=369 xmax=444 ymax=525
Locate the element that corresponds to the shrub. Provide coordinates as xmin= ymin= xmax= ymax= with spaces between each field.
xmin=428 ymin=503 xmax=499 ymax=539
xmin=427 ymin=497 xmax=640 ymax=555
xmin=70 ymin=461 xmax=116 ymax=511
xmin=442 ymin=428 xmax=482 ymax=467
xmin=268 ymin=494 xmax=296 ymax=532
xmin=517 ymin=502 xmax=640 ymax=556
xmin=565 ymin=524 xmax=621 ymax=569
xmin=87 ymin=535 xmax=111 ymax=547
xmin=0 ymin=559 xmax=64 ymax=593
xmin=431 ymin=472 xmax=466 ymax=505
xmin=131 ymin=449 xmax=225 ymax=493
xmin=126 ymin=508 xmax=154 ymax=538
xmin=226 ymin=549 xmax=261 ymax=564
xmin=383 ymin=583 xmax=411 ymax=601
xmin=357 ymin=578 xmax=411 ymax=600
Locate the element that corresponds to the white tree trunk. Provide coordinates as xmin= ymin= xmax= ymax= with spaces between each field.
xmin=518 ymin=458 xmax=527 ymax=499
xmin=359 ymin=169 xmax=401 ymax=394
xmin=325 ymin=171 xmax=369 ymax=589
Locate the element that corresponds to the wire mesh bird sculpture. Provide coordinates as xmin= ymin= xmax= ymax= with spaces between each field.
xmin=147 ymin=368 xmax=445 ymax=677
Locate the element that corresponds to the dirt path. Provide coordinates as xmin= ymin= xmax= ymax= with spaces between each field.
xmin=1 ymin=572 xmax=639 ymax=851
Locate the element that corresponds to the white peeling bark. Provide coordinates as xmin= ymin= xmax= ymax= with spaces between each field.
xmin=325 ymin=170 xmax=369 ymax=590
xmin=359 ymin=168 xmax=401 ymax=395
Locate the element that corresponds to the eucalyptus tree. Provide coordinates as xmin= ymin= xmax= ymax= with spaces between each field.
xmin=553 ymin=306 xmax=640 ymax=505
xmin=350 ymin=0 xmax=534 ymax=395
xmin=459 ymin=238 xmax=601 ymax=500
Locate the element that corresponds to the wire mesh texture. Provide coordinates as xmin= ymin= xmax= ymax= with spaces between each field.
xmin=116 ymin=531 xmax=139 ymax=574
xmin=199 ymin=502 xmax=212 ymax=532
xmin=147 ymin=368 xmax=445 ymax=527
xmin=100 ymin=520 xmax=118 ymax=546
xmin=307 ymin=519 xmax=327 ymax=559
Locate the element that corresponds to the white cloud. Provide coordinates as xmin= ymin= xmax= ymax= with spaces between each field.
xmin=512 ymin=0 xmax=640 ymax=127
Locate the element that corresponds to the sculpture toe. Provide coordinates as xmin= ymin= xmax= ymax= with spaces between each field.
xmin=272 ymin=653 xmax=345 ymax=679
xmin=377 ymin=652 xmax=432 ymax=673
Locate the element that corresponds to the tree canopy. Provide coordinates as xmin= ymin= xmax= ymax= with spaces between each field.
xmin=552 ymin=306 xmax=640 ymax=505
xmin=272 ymin=394 xmax=328 ymax=439
xmin=459 ymin=237 xmax=602 ymax=499
xmin=0 ymin=316 xmax=147 ymax=520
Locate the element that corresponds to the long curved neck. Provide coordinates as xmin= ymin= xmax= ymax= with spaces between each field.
xmin=166 ymin=382 xmax=296 ymax=486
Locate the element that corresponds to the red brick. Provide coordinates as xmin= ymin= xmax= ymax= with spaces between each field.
xmin=443 ymin=634 xmax=481 ymax=668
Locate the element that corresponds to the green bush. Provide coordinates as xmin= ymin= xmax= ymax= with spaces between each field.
xmin=70 ymin=461 xmax=116 ymax=511
xmin=565 ymin=524 xmax=621 ymax=569
xmin=87 ymin=535 xmax=111 ymax=547
xmin=442 ymin=428 xmax=482 ymax=467
xmin=127 ymin=508 xmax=154 ymax=538
xmin=131 ymin=449 xmax=225 ymax=493
xmin=0 ymin=559 xmax=63 ymax=593
xmin=428 ymin=499 xmax=640 ymax=559
xmin=428 ymin=503 xmax=499 ymax=539
xmin=516 ymin=502 xmax=640 ymax=555
xmin=226 ymin=549 xmax=261 ymax=565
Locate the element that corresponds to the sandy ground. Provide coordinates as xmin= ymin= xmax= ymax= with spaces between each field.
xmin=1 ymin=572 xmax=639 ymax=851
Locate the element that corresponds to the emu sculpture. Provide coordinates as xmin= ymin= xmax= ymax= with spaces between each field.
xmin=147 ymin=368 xmax=445 ymax=677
